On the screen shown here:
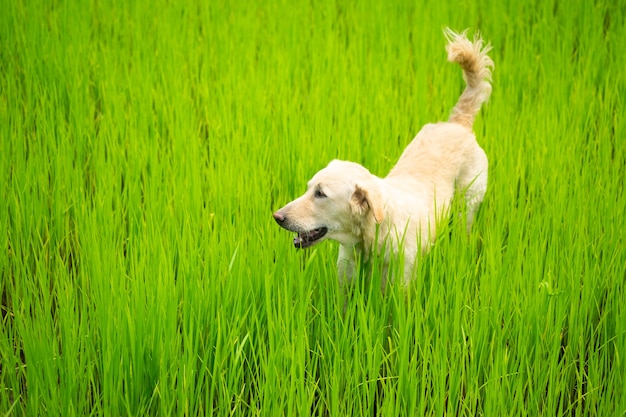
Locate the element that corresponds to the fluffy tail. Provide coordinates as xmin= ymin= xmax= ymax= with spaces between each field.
xmin=444 ymin=28 xmax=494 ymax=129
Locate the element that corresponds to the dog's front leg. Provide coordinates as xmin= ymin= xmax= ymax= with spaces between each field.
xmin=337 ymin=244 xmax=358 ymax=288
xmin=337 ymin=244 xmax=359 ymax=315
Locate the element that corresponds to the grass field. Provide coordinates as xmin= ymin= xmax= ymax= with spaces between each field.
xmin=1 ymin=0 xmax=625 ymax=415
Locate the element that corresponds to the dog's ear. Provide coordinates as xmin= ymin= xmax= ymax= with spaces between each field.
xmin=350 ymin=184 xmax=384 ymax=223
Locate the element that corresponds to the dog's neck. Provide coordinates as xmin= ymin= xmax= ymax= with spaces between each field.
xmin=351 ymin=213 xmax=390 ymax=257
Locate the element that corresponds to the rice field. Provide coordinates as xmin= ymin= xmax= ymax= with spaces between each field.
xmin=1 ymin=0 xmax=625 ymax=415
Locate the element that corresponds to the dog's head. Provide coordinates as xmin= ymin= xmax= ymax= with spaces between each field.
xmin=273 ymin=160 xmax=385 ymax=249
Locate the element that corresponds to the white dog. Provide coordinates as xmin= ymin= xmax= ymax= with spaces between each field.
xmin=273 ymin=29 xmax=493 ymax=286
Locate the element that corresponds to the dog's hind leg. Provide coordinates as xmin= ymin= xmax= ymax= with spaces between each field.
xmin=458 ymin=147 xmax=488 ymax=233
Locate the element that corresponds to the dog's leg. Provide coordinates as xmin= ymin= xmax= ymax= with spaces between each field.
xmin=337 ymin=245 xmax=358 ymax=314
xmin=458 ymin=148 xmax=488 ymax=233
xmin=337 ymin=244 xmax=358 ymax=287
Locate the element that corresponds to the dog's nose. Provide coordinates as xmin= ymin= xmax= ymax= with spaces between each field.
xmin=273 ymin=211 xmax=286 ymax=224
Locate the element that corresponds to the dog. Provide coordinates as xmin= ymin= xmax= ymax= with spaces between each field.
xmin=273 ymin=28 xmax=493 ymax=286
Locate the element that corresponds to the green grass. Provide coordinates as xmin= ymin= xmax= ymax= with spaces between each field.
xmin=1 ymin=0 xmax=625 ymax=415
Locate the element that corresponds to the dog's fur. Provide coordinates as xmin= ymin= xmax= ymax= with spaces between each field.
xmin=273 ymin=29 xmax=493 ymax=286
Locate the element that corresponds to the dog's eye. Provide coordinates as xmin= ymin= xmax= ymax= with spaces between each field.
xmin=314 ymin=189 xmax=327 ymax=199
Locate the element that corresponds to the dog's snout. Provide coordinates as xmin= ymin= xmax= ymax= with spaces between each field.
xmin=273 ymin=211 xmax=286 ymax=224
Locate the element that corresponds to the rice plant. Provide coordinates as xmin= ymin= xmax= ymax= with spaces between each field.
xmin=1 ymin=0 xmax=625 ymax=415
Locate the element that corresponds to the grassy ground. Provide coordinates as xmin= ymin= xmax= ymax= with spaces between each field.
xmin=1 ymin=0 xmax=625 ymax=415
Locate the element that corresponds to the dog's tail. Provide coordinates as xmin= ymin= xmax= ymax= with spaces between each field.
xmin=444 ymin=28 xmax=494 ymax=129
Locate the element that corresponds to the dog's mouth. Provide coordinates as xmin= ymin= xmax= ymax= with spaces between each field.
xmin=293 ymin=227 xmax=328 ymax=249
